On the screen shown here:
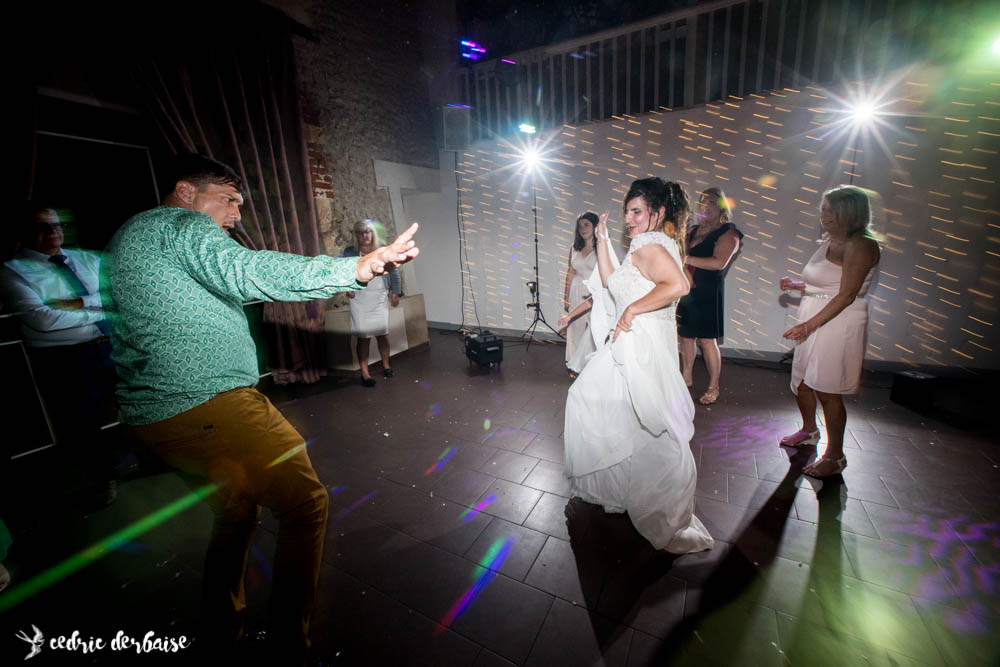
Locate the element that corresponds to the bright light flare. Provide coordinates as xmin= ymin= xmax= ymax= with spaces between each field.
xmin=518 ymin=123 xmax=537 ymax=134
xmin=849 ymin=100 xmax=878 ymax=126
xmin=520 ymin=147 xmax=541 ymax=172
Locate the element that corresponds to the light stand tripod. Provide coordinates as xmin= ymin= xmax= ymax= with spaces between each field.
xmin=521 ymin=184 xmax=563 ymax=348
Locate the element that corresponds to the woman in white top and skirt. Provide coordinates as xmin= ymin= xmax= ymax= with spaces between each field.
xmin=779 ymin=186 xmax=880 ymax=477
xmin=344 ymin=219 xmax=402 ymax=387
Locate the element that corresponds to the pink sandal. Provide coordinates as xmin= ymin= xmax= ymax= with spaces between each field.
xmin=779 ymin=429 xmax=820 ymax=447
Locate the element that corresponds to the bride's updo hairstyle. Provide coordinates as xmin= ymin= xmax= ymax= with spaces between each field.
xmin=623 ymin=177 xmax=691 ymax=261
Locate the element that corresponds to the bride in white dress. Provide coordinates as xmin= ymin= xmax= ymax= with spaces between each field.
xmin=564 ymin=177 xmax=714 ymax=553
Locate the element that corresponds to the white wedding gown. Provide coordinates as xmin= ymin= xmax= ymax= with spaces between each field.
xmin=563 ymin=232 xmax=714 ymax=553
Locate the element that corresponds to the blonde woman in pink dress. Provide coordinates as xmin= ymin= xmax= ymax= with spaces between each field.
xmin=779 ymin=186 xmax=880 ymax=478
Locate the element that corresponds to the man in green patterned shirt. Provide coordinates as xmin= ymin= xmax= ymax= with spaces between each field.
xmin=104 ymin=153 xmax=418 ymax=661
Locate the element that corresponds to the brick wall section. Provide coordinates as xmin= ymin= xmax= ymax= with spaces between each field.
xmin=293 ymin=0 xmax=440 ymax=268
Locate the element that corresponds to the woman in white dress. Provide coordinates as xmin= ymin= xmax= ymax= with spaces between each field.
xmin=779 ymin=186 xmax=880 ymax=477
xmin=562 ymin=212 xmax=599 ymax=374
xmin=344 ymin=219 xmax=402 ymax=387
xmin=564 ymin=177 xmax=714 ymax=553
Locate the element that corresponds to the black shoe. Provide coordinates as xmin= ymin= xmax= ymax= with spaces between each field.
xmin=383 ymin=368 xmax=394 ymax=379
xmin=362 ymin=377 xmax=376 ymax=387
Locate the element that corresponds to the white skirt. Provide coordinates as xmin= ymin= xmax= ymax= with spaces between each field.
xmin=791 ymin=296 xmax=869 ymax=395
xmin=349 ymin=278 xmax=389 ymax=338
xmin=564 ymin=316 xmax=713 ymax=553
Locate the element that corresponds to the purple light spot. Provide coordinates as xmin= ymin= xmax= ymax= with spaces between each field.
xmin=437 ymin=537 xmax=514 ymax=631
xmin=482 ymin=428 xmax=517 ymax=444
xmin=425 ymin=447 xmax=457 ymax=476
xmin=332 ymin=490 xmax=377 ymax=524
xmin=460 ymin=494 xmax=497 ymax=523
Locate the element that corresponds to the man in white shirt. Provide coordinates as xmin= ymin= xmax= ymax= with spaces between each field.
xmin=0 ymin=206 xmax=118 ymax=505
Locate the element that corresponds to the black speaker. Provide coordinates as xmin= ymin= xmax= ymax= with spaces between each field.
xmin=465 ymin=333 xmax=503 ymax=368
xmin=890 ymin=370 xmax=938 ymax=415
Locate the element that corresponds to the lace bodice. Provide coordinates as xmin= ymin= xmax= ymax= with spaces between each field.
xmin=607 ymin=232 xmax=682 ymax=322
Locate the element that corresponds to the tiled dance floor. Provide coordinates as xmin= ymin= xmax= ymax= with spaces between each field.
xmin=1 ymin=330 xmax=997 ymax=665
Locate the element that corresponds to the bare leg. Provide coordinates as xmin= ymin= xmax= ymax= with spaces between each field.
xmin=803 ymin=390 xmax=848 ymax=476
xmin=698 ymin=337 xmax=722 ymax=403
xmin=356 ymin=337 xmax=372 ymax=379
xmin=815 ymin=390 xmax=846 ymax=460
xmin=794 ymin=382 xmax=819 ymax=433
xmin=679 ymin=336 xmax=697 ymax=387
xmin=376 ymin=334 xmax=391 ymax=371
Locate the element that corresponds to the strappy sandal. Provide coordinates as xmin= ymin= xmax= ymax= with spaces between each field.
xmin=803 ymin=456 xmax=847 ymax=478
xmin=779 ymin=429 xmax=820 ymax=447
xmin=698 ymin=386 xmax=720 ymax=405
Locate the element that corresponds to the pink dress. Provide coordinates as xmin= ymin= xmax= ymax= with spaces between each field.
xmin=790 ymin=240 xmax=877 ymax=395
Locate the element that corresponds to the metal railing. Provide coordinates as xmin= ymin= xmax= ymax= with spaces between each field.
xmin=450 ymin=0 xmax=954 ymax=142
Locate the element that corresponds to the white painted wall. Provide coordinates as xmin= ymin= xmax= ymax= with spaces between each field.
xmin=373 ymin=153 xmax=462 ymax=326
xmin=369 ymin=65 xmax=1000 ymax=369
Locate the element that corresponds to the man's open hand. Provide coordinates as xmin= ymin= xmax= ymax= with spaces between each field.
xmin=356 ymin=223 xmax=420 ymax=283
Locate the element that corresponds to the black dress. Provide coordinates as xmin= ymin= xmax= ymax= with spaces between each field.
xmin=677 ymin=223 xmax=743 ymax=339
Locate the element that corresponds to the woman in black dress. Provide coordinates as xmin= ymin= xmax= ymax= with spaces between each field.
xmin=678 ymin=187 xmax=743 ymax=405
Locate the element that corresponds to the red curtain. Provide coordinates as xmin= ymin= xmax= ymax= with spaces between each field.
xmin=138 ymin=10 xmax=327 ymax=384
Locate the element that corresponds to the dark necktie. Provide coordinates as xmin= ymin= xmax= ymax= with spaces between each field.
xmin=49 ymin=254 xmax=111 ymax=337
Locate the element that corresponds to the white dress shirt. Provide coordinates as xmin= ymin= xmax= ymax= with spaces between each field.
xmin=0 ymin=247 xmax=107 ymax=347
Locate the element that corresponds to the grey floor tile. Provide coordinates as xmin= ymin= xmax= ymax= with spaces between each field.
xmin=311 ymin=568 xmax=482 ymax=667
xmin=521 ymin=434 xmax=565 ymax=464
xmin=794 ymin=493 xmax=880 ymax=539
xmin=431 ymin=467 xmax=498 ymax=507
xmin=478 ymin=448 xmax=540 ymax=484
xmin=522 ymin=458 xmax=572 ymax=497
xmin=8 ymin=339 xmax=994 ymax=667
xmin=841 ymin=532 xmax=963 ymax=608
xmin=524 ymin=598 xmax=633 ymax=667
xmin=463 ymin=517 xmax=549 ymax=582
xmin=694 ymin=467 xmax=729 ymax=502
xmin=473 ymin=648 xmax=518 ymax=667
xmin=774 ymin=610 xmax=940 ymax=667
xmin=523 ymin=492 xmax=574 ymax=541
xmin=912 ymin=597 xmax=1000 ymax=667
xmin=474 ymin=478 xmax=543 ymax=525
xmin=524 ymin=535 xmax=607 ymax=608
xmin=481 ymin=427 xmax=538 ymax=453
xmin=449 ymin=570 xmax=554 ymax=664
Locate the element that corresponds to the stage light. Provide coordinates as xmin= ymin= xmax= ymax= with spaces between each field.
xmin=993 ymin=37 xmax=1000 ymax=56
xmin=460 ymin=39 xmax=487 ymax=61
xmin=520 ymin=147 xmax=540 ymax=172
xmin=849 ymin=100 xmax=877 ymax=126
xmin=518 ymin=123 xmax=537 ymax=134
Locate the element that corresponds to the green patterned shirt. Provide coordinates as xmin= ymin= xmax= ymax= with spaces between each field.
xmin=104 ymin=206 xmax=363 ymax=425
